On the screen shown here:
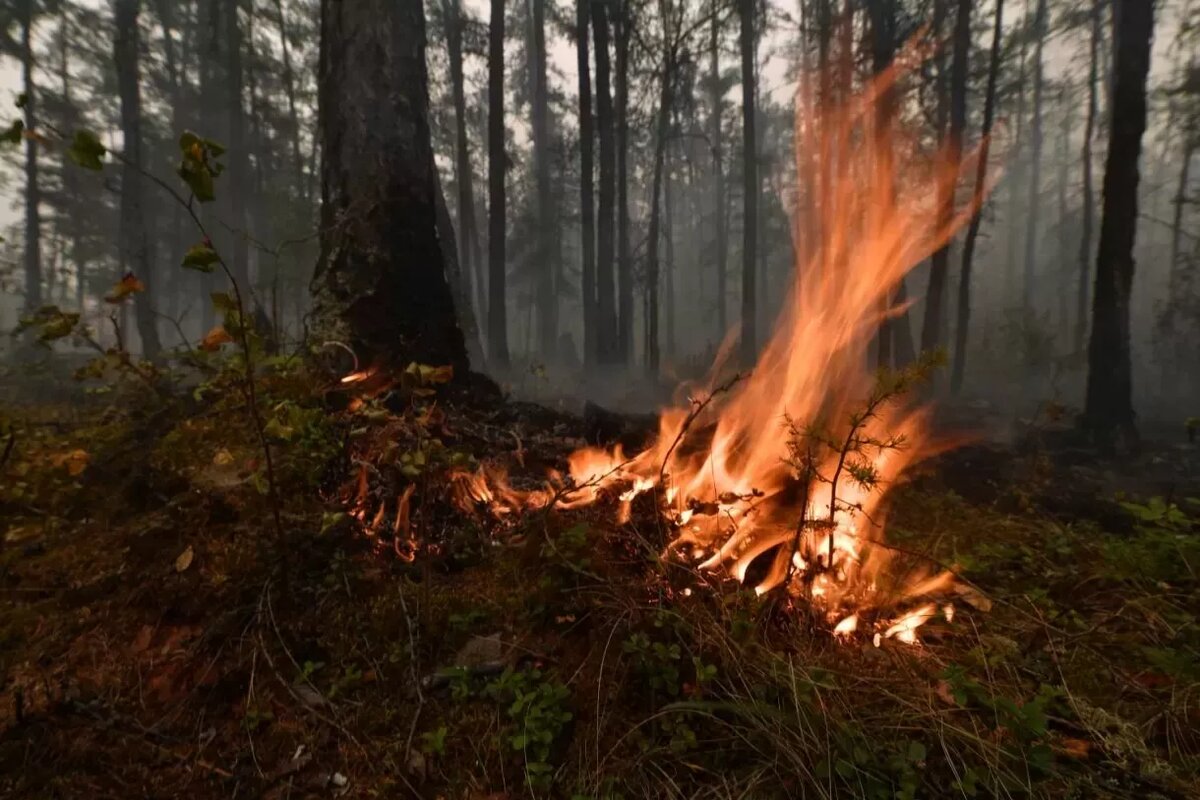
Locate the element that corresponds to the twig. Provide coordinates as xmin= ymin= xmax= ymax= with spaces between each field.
xmin=658 ymin=371 xmax=747 ymax=488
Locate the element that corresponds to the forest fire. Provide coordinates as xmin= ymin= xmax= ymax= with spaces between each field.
xmin=349 ymin=50 xmax=989 ymax=646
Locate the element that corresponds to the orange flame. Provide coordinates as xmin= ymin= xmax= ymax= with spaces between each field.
xmin=456 ymin=44 xmax=988 ymax=644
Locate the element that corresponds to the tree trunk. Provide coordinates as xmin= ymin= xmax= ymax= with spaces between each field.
xmin=530 ymin=0 xmax=556 ymax=359
xmin=593 ymin=0 xmax=618 ymax=363
xmin=738 ymin=0 xmax=757 ymax=367
xmin=921 ymin=0 xmax=969 ymax=357
xmin=225 ymin=0 xmax=250 ymax=296
xmin=1004 ymin=0 xmax=1030 ymax=304
xmin=615 ymin=0 xmax=633 ymax=363
xmin=312 ymin=0 xmax=468 ymax=371
xmin=486 ymin=0 xmax=509 ymax=366
xmin=1022 ymin=0 xmax=1047 ymax=314
xmin=709 ymin=4 xmax=727 ymax=344
xmin=445 ymin=0 xmax=482 ymax=338
xmin=952 ymin=0 xmax=1003 ymax=393
xmin=1075 ymin=0 xmax=1100 ymax=355
xmin=20 ymin=0 xmax=41 ymax=315
xmin=272 ymin=0 xmax=307 ymax=201
xmin=645 ymin=44 xmax=673 ymax=376
xmin=1083 ymin=0 xmax=1156 ymax=444
xmin=664 ymin=137 xmax=676 ymax=362
xmin=577 ymin=0 xmax=597 ymax=366
xmin=114 ymin=0 xmax=163 ymax=360
xmin=152 ymin=0 xmax=187 ymax=327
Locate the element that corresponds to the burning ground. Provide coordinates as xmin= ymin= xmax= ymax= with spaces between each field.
xmin=1 ymin=359 xmax=1199 ymax=799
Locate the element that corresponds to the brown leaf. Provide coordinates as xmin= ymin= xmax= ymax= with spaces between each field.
xmin=199 ymin=326 xmax=234 ymax=351
xmin=104 ymin=272 xmax=146 ymax=303
xmin=174 ymin=545 xmax=194 ymax=572
xmin=1058 ymin=737 xmax=1091 ymax=759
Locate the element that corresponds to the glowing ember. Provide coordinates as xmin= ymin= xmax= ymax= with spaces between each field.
xmin=439 ymin=45 xmax=986 ymax=645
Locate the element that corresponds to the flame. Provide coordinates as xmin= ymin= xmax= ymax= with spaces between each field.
xmin=443 ymin=44 xmax=986 ymax=644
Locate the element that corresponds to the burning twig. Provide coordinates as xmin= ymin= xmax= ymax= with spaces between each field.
xmin=657 ymin=371 xmax=748 ymax=489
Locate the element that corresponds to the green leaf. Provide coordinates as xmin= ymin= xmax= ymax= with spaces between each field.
xmin=182 ymin=244 xmax=220 ymax=272
xmin=210 ymin=291 xmax=238 ymax=313
xmin=15 ymin=93 xmax=28 ymax=109
xmin=1 ymin=119 xmax=24 ymax=145
xmin=67 ymin=129 xmax=106 ymax=170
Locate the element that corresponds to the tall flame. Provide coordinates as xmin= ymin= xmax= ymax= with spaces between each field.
xmin=452 ymin=46 xmax=989 ymax=643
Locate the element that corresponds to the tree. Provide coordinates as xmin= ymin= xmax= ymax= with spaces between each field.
xmin=19 ymin=0 xmax=42 ymax=315
xmin=594 ymin=0 xmax=618 ymax=363
xmin=1021 ymin=0 xmax=1047 ymax=314
xmin=487 ymin=0 xmax=509 ymax=366
xmin=644 ymin=0 xmax=677 ymax=375
xmin=708 ymin=1 xmax=727 ymax=343
xmin=530 ymin=0 xmax=556 ymax=358
xmin=921 ymin=0 xmax=969 ymax=358
xmin=576 ymin=0 xmax=596 ymax=365
xmin=738 ymin=0 xmax=756 ymax=367
xmin=311 ymin=0 xmax=467 ymax=371
xmin=1075 ymin=0 xmax=1101 ymax=355
xmin=952 ymin=0 xmax=1003 ymax=393
xmin=615 ymin=0 xmax=632 ymax=363
xmin=114 ymin=0 xmax=163 ymax=359
xmin=1083 ymin=0 xmax=1156 ymax=444
xmin=225 ymin=0 xmax=250 ymax=293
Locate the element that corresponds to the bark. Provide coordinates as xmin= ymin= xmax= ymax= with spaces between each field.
xmin=1075 ymin=0 xmax=1100 ymax=355
xmin=577 ymin=0 xmax=597 ymax=365
xmin=272 ymin=0 xmax=307 ymax=201
xmin=645 ymin=41 xmax=673 ymax=375
xmin=530 ymin=0 xmax=556 ymax=358
xmin=952 ymin=0 xmax=1004 ymax=393
xmin=312 ymin=0 xmax=468 ymax=371
xmin=225 ymin=0 xmax=251 ymax=294
xmin=20 ymin=0 xmax=40 ymax=314
xmin=1169 ymin=141 xmax=1195 ymax=294
xmin=1022 ymin=0 xmax=1047 ymax=314
xmin=615 ymin=0 xmax=632 ymax=363
xmin=152 ymin=0 xmax=186 ymax=324
xmin=921 ymin=0 xmax=969 ymax=356
xmin=593 ymin=0 xmax=618 ymax=362
xmin=664 ymin=137 xmax=676 ymax=361
xmin=114 ymin=0 xmax=163 ymax=359
xmin=444 ymin=0 xmax=482 ymax=337
xmin=738 ymin=0 xmax=757 ymax=368
xmin=1083 ymin=0 xmax=1155 ymax=444
xmin=1004 ymin=0 xmax=1030 ymax=302
xmin=486 ymin=0 xmax=509 ymax=366
xmin=708 ymin=4 xmax=727 ymax=342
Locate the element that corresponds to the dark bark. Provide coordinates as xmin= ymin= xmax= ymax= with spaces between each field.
xmin=577 ymin=0 xmax=597 ymax=365
xmin=921 ymin=0 xmax=969 ymax=357
xmin=312 ymin=0 xmax=467 ymax=371
xmin=593 ymin=0 xmax=618 ymax=363
xmin=152 ymin=0 xmax=186 ymax=325
xmin=1022 ymin=0 xmax=1047 ymax=313
xmin=530 ymin=0 xmax=556 ymax=358
xmin=664 ymin=136 xmax=676 ymax=361
xmin=952 ymin=0 xmax=1004 ymax=393
xmin=1169 ymin=141 xmax=1195 ymax=294
xmin=20 ymin=0 xmax=40 ymax=314
xmin=225 ymin=0 xmax=250 ymax=293
xmin=114 ymin=0 xmax=163 ymax=360
xmin=1083 ymin=0 xmax=1155 ymax=444
xmin=1075 ymin=0 xmax=1101 ymax=355
xmin=709 ymin=4 xmax=727 ymax=342
xmin=738 ymin=0 xmax=757 ymax=368
xmin=487 ymin=0 xmax=509 ymax=366
xmin=615 ymin=0 xmax=632 ymax=363
xmin=1005 ymin=0 xmax=1030 ymax=301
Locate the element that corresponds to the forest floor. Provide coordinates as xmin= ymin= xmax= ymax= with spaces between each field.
xmin=1 ymin=357 xmax=1199 ymax=799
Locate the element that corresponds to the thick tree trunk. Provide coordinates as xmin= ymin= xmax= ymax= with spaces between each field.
xmin=921 ymin=0 xmax=969 ymax=357
xmin=615 ymin=0 xmax=632 ymax=364
xmin=312 ymin=0 xmax=467 ymax=372
xmin=593 ymin=0 xmax=618 ymax=363
xmin=1022 ymin=0 xmax=1047 ymax=314
xmin=1075 ymin=0 xmax=1101 ymax=355
xmin=708 ymin=5 xmax=727 ymax=343
xmin=114 ymin=0 xmax=163 ymax=360
xmin=952 ymin=0 xmax=1004 ymax=393
xmin=577 ymin=0 xmax=597 ymax=365
xmin=738 ymin=0 xmax=757 ymax=368
xmin=486 ymin=0 xmax=509 ymax=366
xmin=20 ymin=0 xmax=41 ymax=315
xmin=1083 ymin=0 xmax=1155 ymax=444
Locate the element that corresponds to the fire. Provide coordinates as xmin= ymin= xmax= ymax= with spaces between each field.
xmin=384 ymin=45 xmax=988 ymax=645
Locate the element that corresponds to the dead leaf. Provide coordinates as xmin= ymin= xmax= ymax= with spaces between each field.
xmin=405 ymin=748 xmax=426 ymax=779
xmin=104 ymin=272 xmax=145 ymax=303
xmin=953 ymin=584 xmax=993 ymax=612
xmin=935 ymin=680 xmax=959 ymax=706
xmin=1058 ymin=737 xmax=1091 ymax=759
xmin=132 ymin=624 xmax=154 ymax=653
xmin=212 ymin=448 xmax=234 ymax=466
xmin=294 ymin=683 xmax=329 ymax=709
xmin=175 ymin=545 xmax=194 ymax=572
xmin=199 ymin=325 xmax=234 ymax=351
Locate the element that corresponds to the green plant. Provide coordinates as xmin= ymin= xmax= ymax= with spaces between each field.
xmin=419 ymin=724 xmax=448 ymax=755
xmin=483 ymin=668 xmax=573 ymax=789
